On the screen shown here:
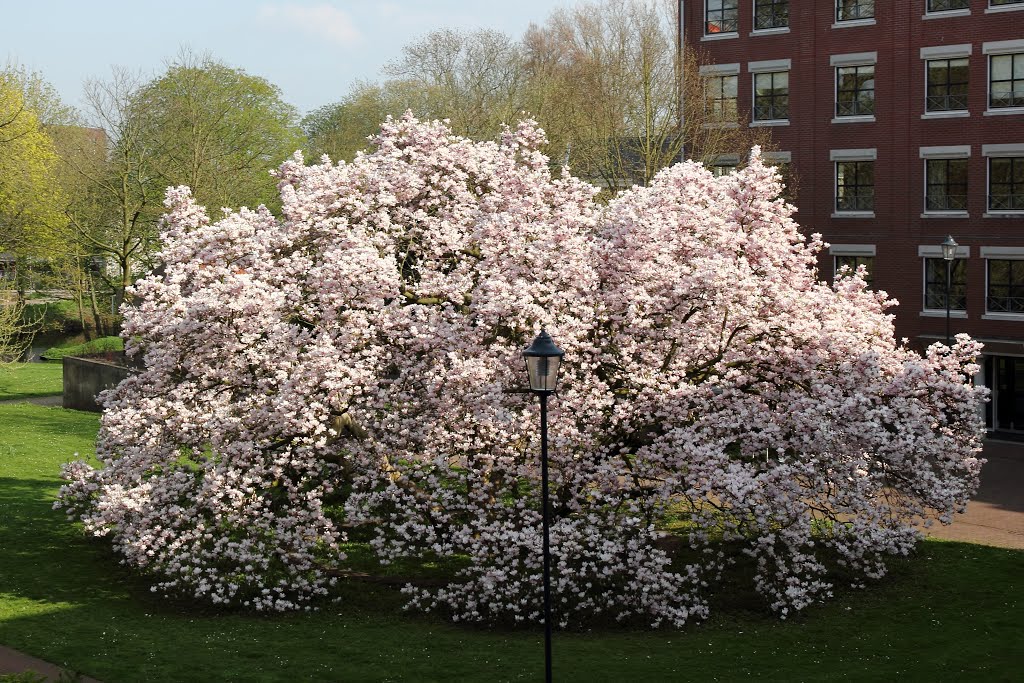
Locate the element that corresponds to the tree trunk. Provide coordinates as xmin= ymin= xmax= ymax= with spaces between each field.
xmin=88 ymin=274 xmax=105 ymax=338
xmin=77 ymin=274 xmax=92 ymax=341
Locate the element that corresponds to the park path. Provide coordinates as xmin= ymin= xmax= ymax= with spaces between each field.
xmin=0 ymin=395 xmax=62 ymax=406
xmin=0 ymin=645 xmax=102 ymax=682
xmin=923 ymin=438 xmax=1024 ymax=549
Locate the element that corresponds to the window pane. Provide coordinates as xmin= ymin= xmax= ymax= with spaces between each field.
xmin=992 ymin=159 xmax=1012 ymax=183
xmin=991 ymin=260 xmax=1010 ymax=284
xmin=927 ymin=161 xmax=947 ymax=183
xmin=992 ymin=55 xmax=1012 ymax=81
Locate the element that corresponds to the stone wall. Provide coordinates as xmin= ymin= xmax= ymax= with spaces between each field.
xmin=62 ymin=354 xmax=133 ymax=412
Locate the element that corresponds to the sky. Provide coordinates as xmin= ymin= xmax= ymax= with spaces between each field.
xmin=2 ymin=0 xmax=574 ymax=117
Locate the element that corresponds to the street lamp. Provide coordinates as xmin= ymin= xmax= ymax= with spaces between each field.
xmin=942 ymin=235 xmax=958 ymax=345
xmin=522 ymin=329 xmax=564 ymax=683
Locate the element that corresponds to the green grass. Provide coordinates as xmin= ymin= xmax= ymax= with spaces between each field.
xmin=41 ymin=336 xmax=123 ymax=360
xmin=0 ymin=402 xmax=1021 ymax=682
xmin=0 ymin=363 xmax=62 ymax=400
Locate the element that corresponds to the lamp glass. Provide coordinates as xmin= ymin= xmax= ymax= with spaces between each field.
xmin=941 ymin=236 xmax=958 ymax=261
xmin=526 ymin=354 xmax=562 ymax=392
xmin=522 ymin=330 xmax=565 ymax=393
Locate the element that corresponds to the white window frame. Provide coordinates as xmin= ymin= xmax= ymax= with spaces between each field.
xmin=830 ymin=244 xmax=876 ymax=283
xmin=983 ymin=144 xmax=1024 ymax=216
xmin=832 ymin=52 xmax=878 ymax=123
xmin=831 ymin=148 xmax=877 ymax=217
xmin=751 ymin=0 xmax=790 ymax=36
xmin=703 ymin=0 xmax=740 ymax=40
xmin=701 ymin=64 xmax=741 ymax=126
xmin=920 ymin=45 xmax=972 ymax=119
xmin=984 ymin=40 xmax=1024 ymax=116
xmin=762 ymin=151 xmax=791 ymax=165
xmin=919 ymin=245 xmax=971 ymax=317
xmin=981 ymin=247 xmax=1024 ymax=319
xmin=920 ymin=146 xmax=971 ymax=217
xmin=986 ymin=1 xmax=1024 ymax=15
xmin=833 ymin=0 xmax=876 ymax=28
xmin=749 ymin=59 xmax=792 ymax=126
xmin=923 ymin=0 xmax=971 ymax=19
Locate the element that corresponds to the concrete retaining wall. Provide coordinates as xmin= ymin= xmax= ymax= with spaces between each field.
xmin=62 ymin=354 xmax=133 ymax=412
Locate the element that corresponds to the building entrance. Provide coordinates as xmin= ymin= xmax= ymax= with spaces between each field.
xmin=986 ymin=355 xmax=1024 ymax=433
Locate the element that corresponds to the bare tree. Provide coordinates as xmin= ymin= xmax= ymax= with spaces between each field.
xmin=524 ymin=0 xmax=773 ymax=190
xmin=0 ymin=293 xmax=37 ymax=362
xmin=59 ymin=68 xmax=162 ymax=314
xmin=385 ymin=28 xmax=528 ymax=140
xmin=305 ymin=0 xmax=781 ymax=195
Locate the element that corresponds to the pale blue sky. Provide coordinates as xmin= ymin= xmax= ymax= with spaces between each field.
xmin=2 ymin=0 xmax=574 ymax=116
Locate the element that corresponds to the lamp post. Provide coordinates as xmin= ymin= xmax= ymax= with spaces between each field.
xmin=942 ymin=235 xmax=958 ymax=345
xmin=522 ymin=329 xmax=564 ymax=683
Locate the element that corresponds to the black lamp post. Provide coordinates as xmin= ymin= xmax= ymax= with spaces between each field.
xmin=522 ymin=329 xmax=564 ymax=683
xmin=942 ymin=235 xmax=958 ymax=345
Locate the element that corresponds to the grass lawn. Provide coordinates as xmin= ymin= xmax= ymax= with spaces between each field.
xmin=0 ymin=402 xmax=1021 ymax=682
xmin=40 ymin=336 xmax=123 ymax=361
xmin=0 ymin=363 xmax=62 ymax=401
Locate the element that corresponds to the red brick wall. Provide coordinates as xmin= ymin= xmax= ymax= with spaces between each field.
xmin=682 ymin=0 xmax=1024 ymax=348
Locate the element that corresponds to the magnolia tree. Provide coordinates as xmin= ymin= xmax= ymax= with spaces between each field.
xmin=57 ymin=114 xmax=985 ymax=626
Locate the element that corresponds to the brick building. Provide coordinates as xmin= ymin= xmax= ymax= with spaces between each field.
xmin=680 ymin=0 xmax=1024 ymax=433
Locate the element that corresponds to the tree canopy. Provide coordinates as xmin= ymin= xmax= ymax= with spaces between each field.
xmin=58 ymin=116 xmax=985 ymax=625
xmin=0 ymin=68 xmax=66 ymax=260
xmin=129 ymin=52 xmax=304 ymax=212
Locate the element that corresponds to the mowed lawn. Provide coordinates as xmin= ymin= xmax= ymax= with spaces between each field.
xmin=0 ymin=401 xmax=1021 ymax=682
xmin=0 ymin=362 xmax=62 ymax=400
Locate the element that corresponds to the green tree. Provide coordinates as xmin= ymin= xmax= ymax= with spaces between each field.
xmin=303 ymin=80 xmax=434 ymax=163
xmin=130 ymin=51 xmax=305 ymax=211
xmin=0 ymin=68 xmax=66 ymax=263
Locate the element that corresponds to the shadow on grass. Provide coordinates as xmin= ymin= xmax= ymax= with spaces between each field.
xmin=1 ymin=416 xmax=1022 ymax=682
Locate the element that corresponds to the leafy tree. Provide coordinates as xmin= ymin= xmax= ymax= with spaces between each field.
xmin=129 ymin=51 xmax=305 ymax=212
xmin=302 ymin=80 xmax=424 ymax=163
xmin=59 ymin=117 xmax=984 ymax=625
xmin=0 ymin=68 xmax=66 ymax=263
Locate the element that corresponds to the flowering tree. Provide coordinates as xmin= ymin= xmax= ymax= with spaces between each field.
xmin=57 ymin=115 xmax=985 ymax=625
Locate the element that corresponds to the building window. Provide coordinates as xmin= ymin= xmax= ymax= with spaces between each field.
xmin=754 ymin=0 xmax=788 ymax=29
xmin=705 ymin=75 xmax=738 ymax=120
xmin=706 ymin=0 xmax=739 ymax=34
xmin=836 ymin=161 xmax=874 ymax=211
xmin=836 ymin=65 xmax=875 ymax=116
xmin=990 ymin=1 xmax=1024 ymax=7
xmin=990 ymin=53 xmax=1024 ymax=109
xmin=710 ymin=154 xmax=740 ymax=177
xmin=835 ymin=255 xmax=874 ymax=284
xmin=836 ymin=0 xmax=874 ymax=21
xmin=925 ymin=258 xmax=967 ymax=310
xmin=928 ymin=0 xmax=970 ymax=10
xmin=753 ymin=72 xmax=789 ymax=121
xmin=988 ymin=259 xmax=1024 ymax=313
xmin=926 ymin=158 xmax=968 ymax=211
xmin=990 ymin=157 xmax=1024 ymax=211
xmin=926 ymin=58 xmax=969 ymax=111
